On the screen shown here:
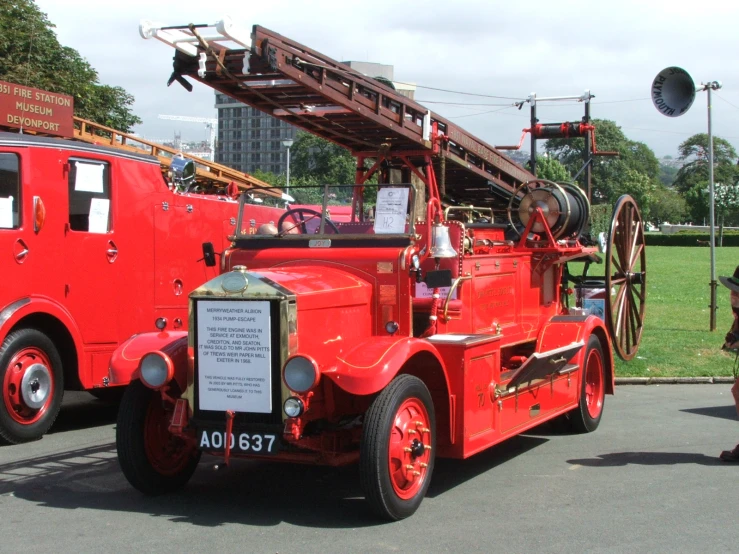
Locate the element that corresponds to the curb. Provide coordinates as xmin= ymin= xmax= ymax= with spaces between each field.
xmin=616 ymin=376 xmax=736 ymax=385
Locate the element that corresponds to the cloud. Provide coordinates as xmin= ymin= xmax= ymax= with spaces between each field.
xmin=31 ymin=0 xmax=739 ymax=156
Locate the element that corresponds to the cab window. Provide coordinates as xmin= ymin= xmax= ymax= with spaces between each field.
xmin=0 ymin=153 xmax=20 ymax=229
xmin=67 ymin=159 xmax=111 ymax=232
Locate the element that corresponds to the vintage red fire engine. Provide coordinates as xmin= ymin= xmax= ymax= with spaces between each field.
xmin=0 ymin=81 xmax=288 ymax=444
xmin=112 ymin=19 xmax=647 ymax=520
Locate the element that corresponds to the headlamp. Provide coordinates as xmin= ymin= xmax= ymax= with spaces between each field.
xmin=283 ymin=397 xmax=305 ymax=418
xmin=139 ymin=352 xmax=173 ymax=389
xmin=283 ymin=355 xmax=319 ymax=393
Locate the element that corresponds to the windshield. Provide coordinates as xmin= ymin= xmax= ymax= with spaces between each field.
xmin=235 ymin=183 xmax=418 ymax=241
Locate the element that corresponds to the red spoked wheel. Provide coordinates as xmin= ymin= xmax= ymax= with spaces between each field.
xmin=0 ymin=329 xmax=64 ymax=444
xmin=117 ymin=381 xmax=201 ymax=495
xmin=569 ymin=334 xmax=606 ymax=433
xmin=361 ymin=375 xmax=436 ymax=521
xmin=143 ymin=391 xmax=198 ymax=478
xmin=605 ymin=195 xmax=647 ymax=361
xmin=388 ymin=397 xmax=433 ymax=500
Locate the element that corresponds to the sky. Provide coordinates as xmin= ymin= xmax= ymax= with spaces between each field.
xmin=32 ymin=0 xmax=739 ymax=158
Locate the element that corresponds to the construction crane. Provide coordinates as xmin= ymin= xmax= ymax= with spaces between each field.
xmin=158 ymin=114 xmax=217 ymax=160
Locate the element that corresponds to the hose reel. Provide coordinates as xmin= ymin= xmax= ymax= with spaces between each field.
xmin=507 ymin=179 xmax=590 ymax=240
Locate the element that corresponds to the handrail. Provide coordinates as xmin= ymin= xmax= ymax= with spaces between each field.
xmin=442 ymin=275 xmax=472 ymax=321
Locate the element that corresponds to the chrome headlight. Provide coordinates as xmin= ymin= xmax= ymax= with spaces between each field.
xmin=283 ymin=397 xmax=305 ymax=418
xmin=283 ymin=355 xmax=319 ymax=393
xmin=139 ymin=352 xmax=172 ymax=389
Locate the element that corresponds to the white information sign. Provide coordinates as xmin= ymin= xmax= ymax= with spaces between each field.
xmin=414 ymin=282 xmax=456 ymax=300
xmin=0 ymin=197 xmax=13 ymax=228
xmin=373 ymin=187 xmax=409 ymax=234
xmin=197 ymin=300 xmax=272 ymax=413
xmin=74 ymin=162 xmax=105 ymax=193
xmin=88 ymin=198 xmax=110 ymax=233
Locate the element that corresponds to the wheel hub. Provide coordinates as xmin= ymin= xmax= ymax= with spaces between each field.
xmin=20 ymin=363 xmax=52 ymax=409
xmin=389 ymin=400 xmax=433 ymax=500
xmin=410 ymin=438 xmax=425 ymax=458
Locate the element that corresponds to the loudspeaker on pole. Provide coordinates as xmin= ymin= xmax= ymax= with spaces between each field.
xmin=651 ymin=67 xmax=696 ymax=117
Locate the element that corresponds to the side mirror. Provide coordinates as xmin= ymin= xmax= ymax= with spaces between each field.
xmin=202 ymin=242 xmax=217 ymax=267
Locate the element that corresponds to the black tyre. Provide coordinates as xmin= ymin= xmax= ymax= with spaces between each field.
xmin=116 ymin=381 xmax=201 ymax=495
xmin=569 ymin=334 xmax=606 ymax=433
xmin=0 ymin=328 xmax=64 ymax=444
xmin=360 ymin=375 xmax=436 ymax=521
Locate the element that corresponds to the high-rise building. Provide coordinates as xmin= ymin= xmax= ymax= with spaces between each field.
xmin=214 ymin=62 xmax=414 ymax=175
xmin=215 ymin=97 xmax=297 ymax=174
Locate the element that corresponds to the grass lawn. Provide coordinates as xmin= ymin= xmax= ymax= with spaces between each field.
xmin=608 ymin=246 xmax=739 ymax=377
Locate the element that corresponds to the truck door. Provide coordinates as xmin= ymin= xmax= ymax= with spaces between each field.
xmin=0 ymin=152 xmax=25 ymax=301
xmin=63 ymin=157 xmax=119 ymax=344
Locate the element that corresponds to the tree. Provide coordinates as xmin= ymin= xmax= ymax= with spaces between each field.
xmin=0 ymin=1 xmax=141 ymax=131
xmin=613 ymin=168 xmax=656 ymax=223
xmin=250 ymin=168 xmax=324 ymax=205
xmin=544 ymin=119 xmax=660 ymax=205
xmin=658 ymin=162 xmax=679 ymax=187
xmin=672 ymin=133 xmax=738 ymax=223
xmin=673 ymin=133 xmax=738 ymax=193
xmin=291 ymin=132 xmax=357 ymax=185
xmin=533 ymin=155 xmax=571 ymax=182
xmin=714 ymin=182 xmax=739 ymax=244
xmin=649 ymin=185 xmax=687 ymax=226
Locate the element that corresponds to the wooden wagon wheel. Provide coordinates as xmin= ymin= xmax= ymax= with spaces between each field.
xmin=605 ymin=195 xmax=647 ymax=361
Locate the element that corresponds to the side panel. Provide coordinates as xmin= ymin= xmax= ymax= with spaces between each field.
xmin=431 ymin=335 xmax=501 ymax=459
xmin=497 ymin=374 xmax=576 ymax=434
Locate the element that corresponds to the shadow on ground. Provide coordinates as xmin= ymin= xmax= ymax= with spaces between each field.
xmin=680 ymin=404 xmax=738 ymax=422
xmin=47 ymin=395 xmax=120 ymax=435
xmin=567 ymin=451 xmax=726 ymax=467
xmin=0 ymin=435 xmax=548 ymax=528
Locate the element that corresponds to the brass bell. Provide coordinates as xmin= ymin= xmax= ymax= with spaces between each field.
xmin=429 ymin=223 xmax=457 ymax=258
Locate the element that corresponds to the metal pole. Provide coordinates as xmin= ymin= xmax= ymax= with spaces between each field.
xmin=584 ymin=98 xmax=592 ymax=203
xmin=530 ymin=94 xmax=537 ymax=176
xmin=707 ymin=83 xmax=718 ymax=331
xmin=285 ymin=145 xmax=291 ymax=197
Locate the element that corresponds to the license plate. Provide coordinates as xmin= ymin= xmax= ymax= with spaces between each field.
xmin=198 ymin=429 xmax=280 ymax=455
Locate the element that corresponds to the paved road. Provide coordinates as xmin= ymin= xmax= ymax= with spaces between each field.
xmin=1 ymin=386 xmax=739 ymax=553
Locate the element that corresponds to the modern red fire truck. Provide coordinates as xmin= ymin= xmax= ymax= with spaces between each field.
xmin=113 ymin=19 xmax=646 ymax=520
xmin=0 ymin=81 xmax=288 ymax=443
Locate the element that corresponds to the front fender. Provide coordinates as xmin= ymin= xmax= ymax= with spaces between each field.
xmin=1 ymin=296 xmax=84 ymax=354
xmin=323 ymin=336 xmax=448 ymax=396
xmin=537 ymin=315 xmax=615 ymax=394
xmin=109 ymin=331 xmax=188 ymax=389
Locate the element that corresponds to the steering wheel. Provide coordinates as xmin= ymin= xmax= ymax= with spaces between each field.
xmin=277 ymin=208 xmax=340 ymax=235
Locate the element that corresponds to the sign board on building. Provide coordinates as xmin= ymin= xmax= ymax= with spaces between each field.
xmin=0 ymin=80 xmax=74 ymax=138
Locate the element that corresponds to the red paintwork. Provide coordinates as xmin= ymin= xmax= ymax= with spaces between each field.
xmin=0 ymin=132 xmax=283 ymax=428
xmin=325 ymin=337 xmax=449 ymax=396
xmin=110 ymin=331 xmax=189 ymax=391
